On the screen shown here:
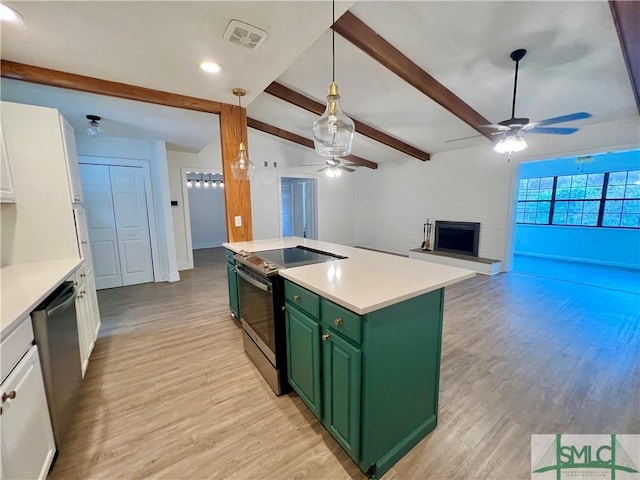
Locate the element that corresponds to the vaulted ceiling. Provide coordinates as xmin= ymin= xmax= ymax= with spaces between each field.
xmin=1 ymin=1 xmax=637 ymax=164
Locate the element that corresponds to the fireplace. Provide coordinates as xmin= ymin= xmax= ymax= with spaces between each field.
xmin=434 ymin=221 xmax=480 ymax=257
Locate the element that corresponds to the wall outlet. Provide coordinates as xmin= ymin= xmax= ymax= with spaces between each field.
xmin=234 ymin=215 xmax=242 ymax=227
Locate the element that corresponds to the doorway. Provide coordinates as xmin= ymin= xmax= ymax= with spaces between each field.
xmin=183 ymin=170 xmax=228 ymax=268
xmin=80 ymin=164 xmax=154 ymax=289
xmin=280 ymin=177 xmax=317 ymax=239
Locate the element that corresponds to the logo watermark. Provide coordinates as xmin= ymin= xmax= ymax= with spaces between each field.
xmin=531 ymin=435 xmax=640 ymax=480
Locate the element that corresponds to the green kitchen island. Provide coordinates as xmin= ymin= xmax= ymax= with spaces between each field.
xmin=223 ymin=238 xmax=475 ymax=478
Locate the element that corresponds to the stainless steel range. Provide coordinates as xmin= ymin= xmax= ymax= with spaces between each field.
xmin=234 ymin=246 xmax=346 ymax=394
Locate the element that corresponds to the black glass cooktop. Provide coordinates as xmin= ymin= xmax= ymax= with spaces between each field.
xmin=255 ymin=246 xmax=346 ymax=269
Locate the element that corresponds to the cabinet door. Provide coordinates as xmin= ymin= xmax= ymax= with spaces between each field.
xmin=75 ymin=278 xmax=91 ymax=377
xmin=286 ymin=306 xmax=322 ymax=418
xmin=0 ymin=346 xmax=56 ymax=480
xmin=74 ymin=208 xmax=94 ymax=276
xmin=226 ymin=262 xmax=239 ymax=318
xmin=60 ymin=115 xmax=83 ymax=204
xmin=322 ymin=332 xmax=362 ymax=460
xmin=85 ymin=271 xmax=101 ymax=342
xmin=0 ymin=129 xmax=16 ymax=203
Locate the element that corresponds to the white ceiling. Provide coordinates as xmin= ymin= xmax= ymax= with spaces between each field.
xmin=0 ymin=1 xmax=636 ymax=164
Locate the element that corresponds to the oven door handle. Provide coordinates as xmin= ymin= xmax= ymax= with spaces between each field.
xmin=236 ymin=267 xmax=272 ymax=293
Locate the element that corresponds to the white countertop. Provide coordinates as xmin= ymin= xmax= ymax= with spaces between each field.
xmin=223 ymin=238 xmax=475 ymax=315
xmin=1 ymin=258 xmax=83 ymax=336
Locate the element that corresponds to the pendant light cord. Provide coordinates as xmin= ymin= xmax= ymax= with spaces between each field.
xmin=332 ymin=0 xmax=335 ymax=82
xmin=238 ymin=93 xmax=244 ymax=144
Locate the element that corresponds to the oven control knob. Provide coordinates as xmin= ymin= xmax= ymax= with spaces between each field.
xmin=240 ymin=250 xmax=249 ymax=257
xmin=263 ymin=262 xmax=276 ymax=270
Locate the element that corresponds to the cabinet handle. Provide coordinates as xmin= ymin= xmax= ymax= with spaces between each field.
xmin=294 ymin=295 xmax=301 ymax=301
xmin=333 ymin=317 xmax=343 ymax=326
xmin=322 ymin=333 xmax=330 ymax=342
xmin=81 ymin=241 xmax=88 ymax=245
xmin=79 ymin=291 xmax=86 ymax=298
xmin=80 ymin=273 xmax=86 ymax=278
xmin=74 ymin=281 xmax=78 ymax=286
xmin=2 ymin=391 xmax=16 ymax=402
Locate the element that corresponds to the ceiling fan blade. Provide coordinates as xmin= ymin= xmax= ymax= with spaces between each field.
xmin=477 ymin=124 xmax=511 ymax=131
xmin=532 ymin=112 xmax=591 ymax=127
xmin=317 ymin=166 xmax=328 ymax=172
xmin=339 ymin=166 xmax=356 ymax=172
xmin=527 ymin=126 xmax=579 ymax=135
xmin=445 ymin=134 xmax=485 ymax=143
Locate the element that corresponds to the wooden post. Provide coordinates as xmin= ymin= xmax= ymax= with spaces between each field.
xmin=219 ymin=104 xmax=253 ymax=242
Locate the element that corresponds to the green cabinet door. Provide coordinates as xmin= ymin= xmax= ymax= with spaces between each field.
xmin=286 ymin=306 xmax=322 ymax=418
xmin=226 ymin=262 xmax=239 ymax=318
xmin=322 ymin=332 xmax=362 ymax=461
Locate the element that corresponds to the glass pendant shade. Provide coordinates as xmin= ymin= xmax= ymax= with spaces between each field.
xmin=231 ymin=142 xmax=255 ymax=181
xmin=494 ymin=133 xmax=527 ymax=154
xmin=312 ymin=82 xmax=355 ymax=157
xmin=86 ymin=115 xmax=104 ymax=136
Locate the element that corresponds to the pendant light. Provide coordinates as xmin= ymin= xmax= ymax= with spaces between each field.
xmin=312 ymin=0 xmax=355 ymax=157
xmin=230 ymin=88 xmax=255 ymax=181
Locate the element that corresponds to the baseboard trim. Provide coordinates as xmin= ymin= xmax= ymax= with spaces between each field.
xmin=514 ymin=252 xmax=640 ymax=270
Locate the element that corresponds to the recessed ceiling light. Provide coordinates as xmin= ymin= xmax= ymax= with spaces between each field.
xmin=0 ymin=3 xmax=22 ymax=22
xmin=200 ymin=62 xmax=222 ymax=74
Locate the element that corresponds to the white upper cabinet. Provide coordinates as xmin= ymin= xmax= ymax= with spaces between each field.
xmin=60 ymin=115 xmax=83 ymax=204
xmin=0 ymin=127 xmax=16 ymax=203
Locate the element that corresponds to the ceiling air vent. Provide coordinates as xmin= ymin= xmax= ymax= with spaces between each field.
xmin=223 ymin=20 xmax=267 ymax=50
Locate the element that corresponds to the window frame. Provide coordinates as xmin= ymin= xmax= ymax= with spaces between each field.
xmin=516 ymin=170 xmax=640 ymax=230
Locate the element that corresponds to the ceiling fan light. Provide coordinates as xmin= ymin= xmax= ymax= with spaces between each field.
xmin=0 ymin=3 xmax=22 ymax=22
xmin=86 ymin=114 xmax=104 ymax=137
xmin=494 ymin=134 xmax=527 ymax=154
xmin=312 ymin=82 xmax=355 ymax=157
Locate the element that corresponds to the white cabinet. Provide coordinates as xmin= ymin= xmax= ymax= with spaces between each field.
xmin=60 ymin=116 xmax=83 ymax=204
xmin=0 ymin=346 xmax=56 ymax=480
xmin=73 ymin=208 xmax=93 ymax=276
xmin=0 ymin=128 xmax=16 ymax=203
xmin=72 ymin=266 xmax=100 ymax=377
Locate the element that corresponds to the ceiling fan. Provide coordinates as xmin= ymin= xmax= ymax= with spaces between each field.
xmin=302 ymin=157 xmax=359 ymax=177
xmin=448 ymin=49 xmax=592 ymax=153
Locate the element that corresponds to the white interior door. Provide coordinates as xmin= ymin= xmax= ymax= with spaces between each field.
xmin=80 ymin=164 xmax=122 ymax=289
xmin=288 ymin=178 xmax=317 ymax=239
xmin=110 ymin=166 xmax=154 ymax=286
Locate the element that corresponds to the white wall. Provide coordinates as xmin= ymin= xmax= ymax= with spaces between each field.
xmin=75 ymin=135 xmax=179 ymax=282
xmin=354 ymin=116 xmax=640 ymax=267
xmin=167 ymin=150 xmax=222 ymax=270
xmin=167 ymin=129 xmax=357 ymax=270
xmin=187 ymin=186 xmax=227 ymax=249
xmin=248 ymin=130 xmax=357 ymax=244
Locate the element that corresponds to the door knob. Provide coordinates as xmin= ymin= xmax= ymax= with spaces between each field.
xmin=2 ymin=391 xmax=16 ymax=402
xmin=322 ymin=333 xmax=330 ymax=342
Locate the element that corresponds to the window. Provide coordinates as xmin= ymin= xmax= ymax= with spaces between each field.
xmin=517 ymin=177 xmax=553 ymax=224
xmin=516 ymin=170 xmax=640 ymax=229
xmin=603 ymin=170 xmax=640 ymax=228
xmin=552 ymin=173 xmax=603 ymax=226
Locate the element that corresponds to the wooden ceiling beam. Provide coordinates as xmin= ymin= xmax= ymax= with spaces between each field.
xmin=609 ymin=0 xmax=640 ymax=114
xmin=332 ymin=11 xmax=493 ymax=140
xmin=0 ymin=60 xmax=223 ymax=114
xmin=264 ymin=82 xmax=431 ymax=161
xmin=247 ymin=117 xmax=377 ymax=169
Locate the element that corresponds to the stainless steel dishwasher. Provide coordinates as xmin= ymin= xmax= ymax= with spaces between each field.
xmin=31 ymin=281 xmax=81 ymax=449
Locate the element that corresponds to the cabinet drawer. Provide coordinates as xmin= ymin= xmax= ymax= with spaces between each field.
xmin=285 ymin=281 xmax=320 ymax=319
xmin=321 ymin=299 xmax=361 ymax=345
xmin=1 ymin=315 xmax=35 ymax=383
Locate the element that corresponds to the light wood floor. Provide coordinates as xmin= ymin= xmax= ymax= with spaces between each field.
xmin=50 ymin=247 xmax=640 ymax=479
